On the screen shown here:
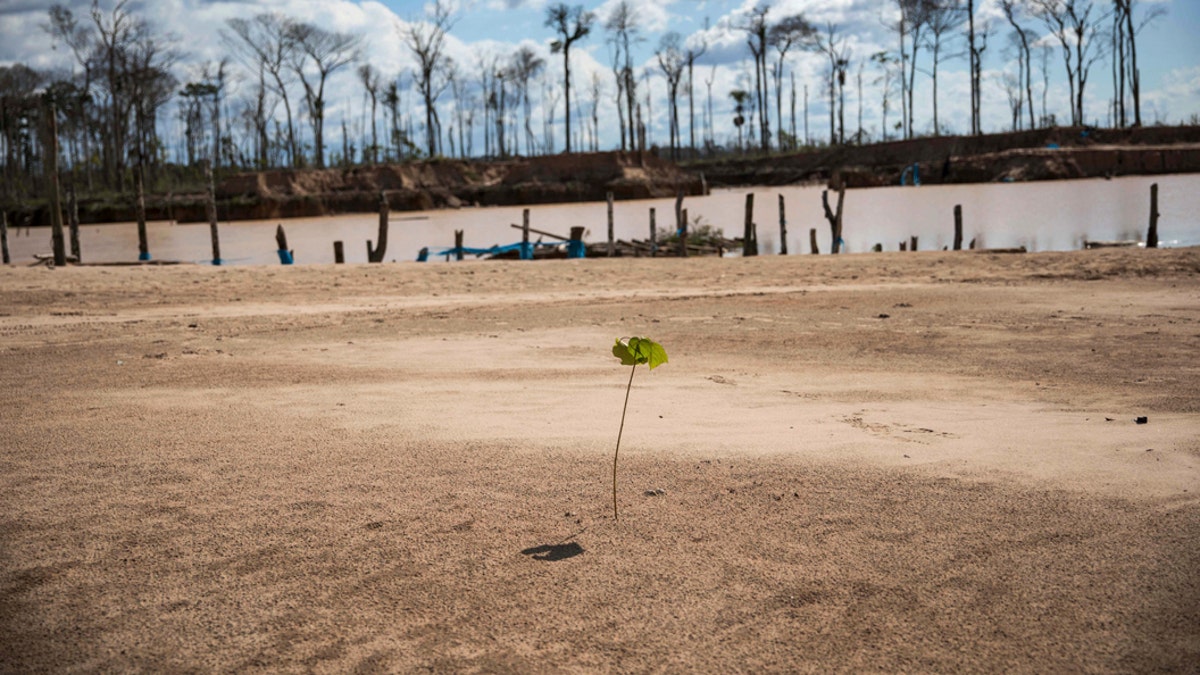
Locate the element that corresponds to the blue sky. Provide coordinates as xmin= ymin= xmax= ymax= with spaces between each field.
xmin=2 ymin=0 xmax=1197 ymax=158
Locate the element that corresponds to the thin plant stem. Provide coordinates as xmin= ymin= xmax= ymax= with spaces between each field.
xmin=613 ymin=363 xmax=637 ymax=520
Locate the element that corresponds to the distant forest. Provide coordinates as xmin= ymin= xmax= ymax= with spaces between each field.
xmin=0 ymin=0 xmax=1170 ymax=201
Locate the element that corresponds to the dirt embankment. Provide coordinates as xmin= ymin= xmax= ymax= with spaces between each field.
xmin=12 ymin=127 xmax=1200 ymax=226
xmin=694 ymin=125 xmax=1200 ymax=188
xmin=166 ymin=151 xmax=703 ymax=223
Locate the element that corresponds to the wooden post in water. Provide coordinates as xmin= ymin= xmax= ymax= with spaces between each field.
xmin=674 ymin=189 xmax=684 ymax=233
xmin=454 ymin=230 xmax=464 ymax=261
xmin=522 ymin=208 xmax=531 ymax=260
xmin=368 ymin=191 xmax=389 ymax=262
xmin=679 ymin=208 xmax=689 ymax=257
xmin=1147 ymin=183 xmax=1159 ymax=248
xmin=275 ymin=224 xmax=293 ymax=264
xmin=568 ymin=226 xmax=586 ymax=258
xmin=46 ymin=102 xmax=66 ymax=267
xmin=809 ymin=228 xmax=819 ymax=255
xmin=900 ymin=241 xmax=907 ymax=251
xmin=743 ymin=193 xmax=757 ymax=256
xmin=910 ymin=235 xmax=918 ymax=252
xmin=1 ymin=211 xmax=9 ymax=264
xmin=649 ymin=208 xmax=657 ymax=257
xmin=135 ymin=162 xmax=150 ymax=261
xmin=205 ymin=160 xmax=221 ymax=265
xmin=333 ymin=240 xmax=345 ymax=264
xmin=68 ymin=183 xmax=80 ymax=262
xmin=607 ymin=192 xmax=615 ymax=257
xmin=821 ymin=184 xmax=845 ymax=254
xmin=953 ymin=204 xmax=963 ymax=250
xmin=778 ymin=194 xmax=788 ymax=255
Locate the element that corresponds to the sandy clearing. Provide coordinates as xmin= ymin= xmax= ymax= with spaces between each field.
xmin=2 ymin=248 xmax=1199 ymax=672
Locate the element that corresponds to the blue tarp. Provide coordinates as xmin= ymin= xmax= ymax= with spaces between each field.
xmin=429 ymin=239 xmax=568 ymax=261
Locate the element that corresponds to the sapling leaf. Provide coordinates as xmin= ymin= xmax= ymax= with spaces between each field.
xmin=612 ymin=338 xmax=638 ymax=366
xmin=610 ymin=336 xmax=668 ymax=520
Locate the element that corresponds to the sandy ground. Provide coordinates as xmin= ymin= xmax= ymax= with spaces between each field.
xmin=2 ymin=248 xmax=1199 ymax=672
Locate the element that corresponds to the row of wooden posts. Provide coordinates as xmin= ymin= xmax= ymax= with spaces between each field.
xmin=2 ymin=181 xmax=1164 ymax=266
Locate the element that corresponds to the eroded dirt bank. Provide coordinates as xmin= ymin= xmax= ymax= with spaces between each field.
xmin=694 ymin=125 xmax=1200 ymax=188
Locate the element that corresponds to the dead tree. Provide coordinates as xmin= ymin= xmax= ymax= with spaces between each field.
xmin=546 ymin=3 xmax=595 ymax=154
xmin=822 ymin=184 xmax=846 ymax=254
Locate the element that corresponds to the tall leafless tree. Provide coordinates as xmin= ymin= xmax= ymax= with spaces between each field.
xmin=922 ymin=0 xmax=964 ymax=136
xmin=223 ymin=13 xmax=300 ymax=167
xmin=769 ymin=14 xmax=813 ymax=150
xmin=741 ymin=3 xmax=771 ymax=151
xmin=1112 ymin=0 xmax=1164 ymax=127
xmin=684 ymin=33 xmax=708 ymax=157
xmin=287 ymin=22 xmax=360 ymax=168
xmin=810 ymin=22 xmax=849 ymax=145
xmin=871 ymin=51 xmax=900 ymax=142
xmin=893 ymin=0 xmax=930 ymax=139
xmin=1029 ymin=0 xmax=1110 ymax=127
xmin=546 ymin=3 xmax=594 ymax=154
xmin=358 ymin=64 xmax=381 ymax=163
xmin=604 ymin=1 xmax=641 ymax=152
xmin=1001 ymin=0 xmax=1036 ymax=129
xmin=510 ymin=46 xmax=546 ymax=156
xmin=401 ymin=0 xmax=455 ymax=158
xmin=655 ymin=32 xmax=686 ymax=160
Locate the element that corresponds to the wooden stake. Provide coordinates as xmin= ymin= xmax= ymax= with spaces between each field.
xmin=809 ymin=227 xmax=819 ymax=255
xmin=522 ymin=208 xmax=531 ymax=260
xmin=1147 ymin=183 xmax=1159 ymax=248
xmin=68 ymin=183 xmax=80 ymax=262
xmin=568 ymin=226 xmax=586 ymax=258
xmin=275 ymin=224 xmax=293 ymax=264
xmin=674 ymin=189 xmax=684 ymax=234
xmin=454 ymin=229 xmax=464 ymax=261
xmin=953 ymin=204 xmax=963 ymax=251
xmin=910 ymin=235 xmax=918 ymax=252
xmin=649 ymin=208 xmax=657 ymax=257
xmin=205 ymin=160 xmax=221 ymax=265
xmin=743 ymin=193 xmax=757 ymax=256
xmin=136 ymin=163 xmax=150 ymax=261
xmin=679 ymin=208 xmax=689 ymax=257
xmin=1 ymin=211 xmax=9 ymax=264
xmin=607 ymin=191 xmax=615 ymax=257
xmin=778 ymin=194 xmax=788 ymax=255
xmin=368 ymin=191 xmax=389 ymax=262
xmin=333 ymin=240 xmax=345 ymax=264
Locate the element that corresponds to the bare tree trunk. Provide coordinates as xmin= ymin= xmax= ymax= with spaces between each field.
xmin=822 ymin=184 xmax=845 ymax=254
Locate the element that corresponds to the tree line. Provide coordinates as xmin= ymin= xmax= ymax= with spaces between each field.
xmin=0 ymin=0 xmax=1169 ymax=203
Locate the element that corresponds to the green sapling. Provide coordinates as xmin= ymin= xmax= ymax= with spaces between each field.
xmin=610 ymin=337 xmax=668 ymax=520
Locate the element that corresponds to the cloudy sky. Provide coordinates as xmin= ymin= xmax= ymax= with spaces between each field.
xmin=3 ymin=0 xmax=1197 ymax=160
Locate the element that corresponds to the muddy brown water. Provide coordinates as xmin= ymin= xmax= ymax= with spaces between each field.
xmin=6 ymin=174 xmax=1197 ymax=265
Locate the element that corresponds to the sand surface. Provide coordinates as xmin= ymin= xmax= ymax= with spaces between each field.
xmin=2 ymin=248 xmax=1199 ymax=672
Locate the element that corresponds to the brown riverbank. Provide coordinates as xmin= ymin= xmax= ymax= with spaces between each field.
xmin=1 ymin=247 xmax=1198 ymax=671
xmin=693 ymin=125 xmax=1200 ymax=188
xmin=7 ymin=126 xmax=1200 ymax=227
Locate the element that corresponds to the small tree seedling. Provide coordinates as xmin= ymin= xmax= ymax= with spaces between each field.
xmin=610 ymin=336 xmax=668 ymax=520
